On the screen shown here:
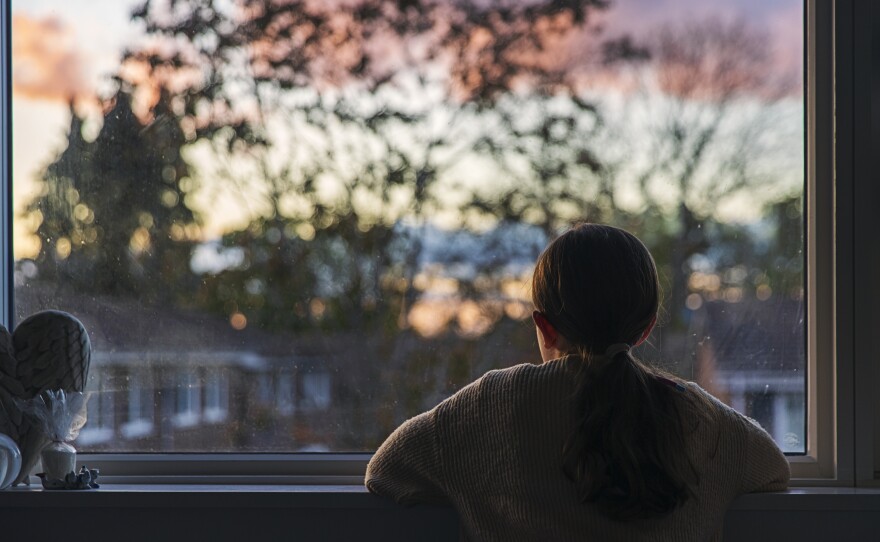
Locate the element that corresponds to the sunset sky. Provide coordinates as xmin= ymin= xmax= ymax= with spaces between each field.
xmin=11 ymin=0 xmax=804 ymax=259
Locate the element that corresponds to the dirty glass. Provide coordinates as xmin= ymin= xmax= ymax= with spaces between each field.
xmin=11 ymin=0 xmax=805 ymax=452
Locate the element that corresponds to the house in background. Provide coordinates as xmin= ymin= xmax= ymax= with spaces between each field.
xmin=689 ymin=299 xmax=806 ymax=452
xmin=14 ymin=260 xmax=807 ymax=454
xmin=15 ymin=283 xmax=338 ymax=452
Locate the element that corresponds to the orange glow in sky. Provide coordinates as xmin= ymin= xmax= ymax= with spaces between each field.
xmin=10 ymin=0 xmax=804 ymax=260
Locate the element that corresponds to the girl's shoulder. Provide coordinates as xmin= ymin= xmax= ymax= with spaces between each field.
xmin=435 ymin=360 xmax=571 ymax=416
xmin=679 ymin=381 xmax=790 ymax=491
xmin=480 ymin=358 xmax=577 ymax=394
xmin=680 ymin=381 xmax=726 ymax=409
xmin=673 ymin=381 xmax=740 ymax=428
xmin=680 ymin=381 xmax=755 ymax=425
xmin=676 ymin=381 xmax=782 ymax=452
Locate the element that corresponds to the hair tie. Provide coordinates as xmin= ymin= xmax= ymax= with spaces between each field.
xmin=604 ymin=343 xmax=631 ymax=358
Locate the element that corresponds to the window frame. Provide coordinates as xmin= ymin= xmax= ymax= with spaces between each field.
xmin=850 ymin=0 xmax=880 ymax=487
xmin=0 ymin=0 xmax=875 ymax=485
xmin=1 ymin=0 xmax=11 ymax=329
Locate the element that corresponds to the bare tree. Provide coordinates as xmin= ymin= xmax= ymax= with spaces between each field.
xmin=115 ymin=0 xmax=613 ymax=445
xmin=598 ymin=19 xmax=802 ymax=339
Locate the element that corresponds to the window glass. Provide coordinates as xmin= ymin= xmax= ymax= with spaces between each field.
xmin=301 ymin=371 xmax=332 ymax=412
xmin=10 ymin=0 xmax=805 ymax=453
xmin=173 ymin=369 xmax=201 ymax=429
xmin=78 ymin=369 xmax=115 ymax=446
xmin=204 ymin=369 xmax=229 ymax=423
xmin=121 ymin=368 xmax=155 ymax=440
xmin=276 ymin=370 xmax=295 ymax=416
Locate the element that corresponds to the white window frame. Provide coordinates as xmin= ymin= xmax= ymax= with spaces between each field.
xmin=1 ymin=0 xmax=876 ymax=485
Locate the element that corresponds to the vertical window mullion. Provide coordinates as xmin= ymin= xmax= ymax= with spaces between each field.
xmin=1 ymin=0 xmax=12 ymax=329
xmin=853 ymin=0 xmax=880 ymax=485
xmin=831 ymin=0 xmax=856 ymax=485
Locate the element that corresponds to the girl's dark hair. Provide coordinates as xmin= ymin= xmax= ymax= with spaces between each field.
xmin=532 ymin=223 xmax=697 ymax=520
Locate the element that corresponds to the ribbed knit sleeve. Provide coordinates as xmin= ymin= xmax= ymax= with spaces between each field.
xmin=736 ymin=414 xmax=791 ymax=493
xmin=365 ymin=409 xmax=448 ymax=505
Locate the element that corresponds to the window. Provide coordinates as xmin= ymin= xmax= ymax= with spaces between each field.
xmin=78 ymin=368 xmax=115 ymax=446
xmin=301 ymin=370 xmax=332 ymax=412
xmin=256 ymin=373 xmax=273 ymax=407
xmin=2 ymin=0 xmax=875 ymax=484
xmin=121 ymin=367 xmax=155 ymax=440
xmin=276 ymin=369 xmax=295 ymax=417
xmin=204 ymin=368 xmax=229 ymax=423
xmin=173 ymin=369 xmax=201 ymax=429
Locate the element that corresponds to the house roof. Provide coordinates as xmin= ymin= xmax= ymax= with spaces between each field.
xmin=13 ymin=283 xmax=297 ymax=368
xmin=691 ymin=297 xmax=805 ymax=373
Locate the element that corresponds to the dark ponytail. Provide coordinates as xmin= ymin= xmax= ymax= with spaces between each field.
xmin=562 ymin=348 xmax=695 ymax=519
xmin=532 ymin=224 xmax=697 ymax=520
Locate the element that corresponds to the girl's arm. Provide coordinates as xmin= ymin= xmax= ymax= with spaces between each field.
xmin=365 ymin=408 xmax=448 ymax=505
xmin=738 ymin=414 xmax=791 ymax=493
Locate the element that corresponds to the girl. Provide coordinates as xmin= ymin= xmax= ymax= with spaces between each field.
xmin=366 ymin=223 xmax=789 ymax=541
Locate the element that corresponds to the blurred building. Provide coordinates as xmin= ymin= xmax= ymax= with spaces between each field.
xmin=689 ymin=299 xmax=806 ymax=452
xmin=12 ymin=249 xmax=806 ymax=453
xmin=15 ymin=283 xmax=337 ymax=452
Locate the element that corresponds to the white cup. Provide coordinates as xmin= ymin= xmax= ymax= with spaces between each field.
xmin=41 ymin=441 xmax=76 ymax=481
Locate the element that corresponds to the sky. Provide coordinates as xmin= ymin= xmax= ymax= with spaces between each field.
xmin=10 ymin=0 xmax=804 ymax=259
xmin=12 ymin=0 xmax=139 ymax=257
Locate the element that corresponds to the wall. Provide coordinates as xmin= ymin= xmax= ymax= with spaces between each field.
xmin=1 ymin=486 xmax=878 ymax=542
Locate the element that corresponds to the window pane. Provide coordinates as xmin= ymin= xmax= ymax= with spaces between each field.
xmin=11 ymin=0 xmax=805 ymax=453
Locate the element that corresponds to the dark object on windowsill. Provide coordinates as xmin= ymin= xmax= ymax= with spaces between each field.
xmin=37 ymin=466 xmax=99 ymax=490
xmin=0 ymin=310 xmax=92 ymax=486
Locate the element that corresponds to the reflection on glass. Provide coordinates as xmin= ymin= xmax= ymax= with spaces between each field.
xmin=11 ymin=0 xmax=805 ymax=453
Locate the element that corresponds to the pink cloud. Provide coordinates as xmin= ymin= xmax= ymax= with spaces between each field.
xmin=12 ymin=13 xmax=91 ymax=104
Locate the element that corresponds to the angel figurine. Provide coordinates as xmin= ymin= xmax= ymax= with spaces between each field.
xmin=0 ymin=311 xmax=91 ymax=486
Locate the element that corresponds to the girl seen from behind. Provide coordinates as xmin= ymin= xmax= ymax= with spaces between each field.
xmin=366 ymin=223 xmax=789 ymax=541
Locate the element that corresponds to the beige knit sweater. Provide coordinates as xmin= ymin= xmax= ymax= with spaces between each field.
xmin=366 ymin=357 xmax=790 ymax=541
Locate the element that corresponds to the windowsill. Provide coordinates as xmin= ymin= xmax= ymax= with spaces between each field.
xmin=1 ymin=484 xmax=879 ymax=507
xmin=0 ymin=485 xmax=878 ymax=542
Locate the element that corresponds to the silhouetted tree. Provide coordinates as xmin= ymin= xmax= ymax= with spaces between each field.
xmin=114 ymin=0 xmax=617 ymax=442
xmin=28 ymin=86 xmax=199 ymax=303
xmin=121 ymin=0 xmax=611 ymax=331
xmin=593 ymin=19 xmax=802 ymax=331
